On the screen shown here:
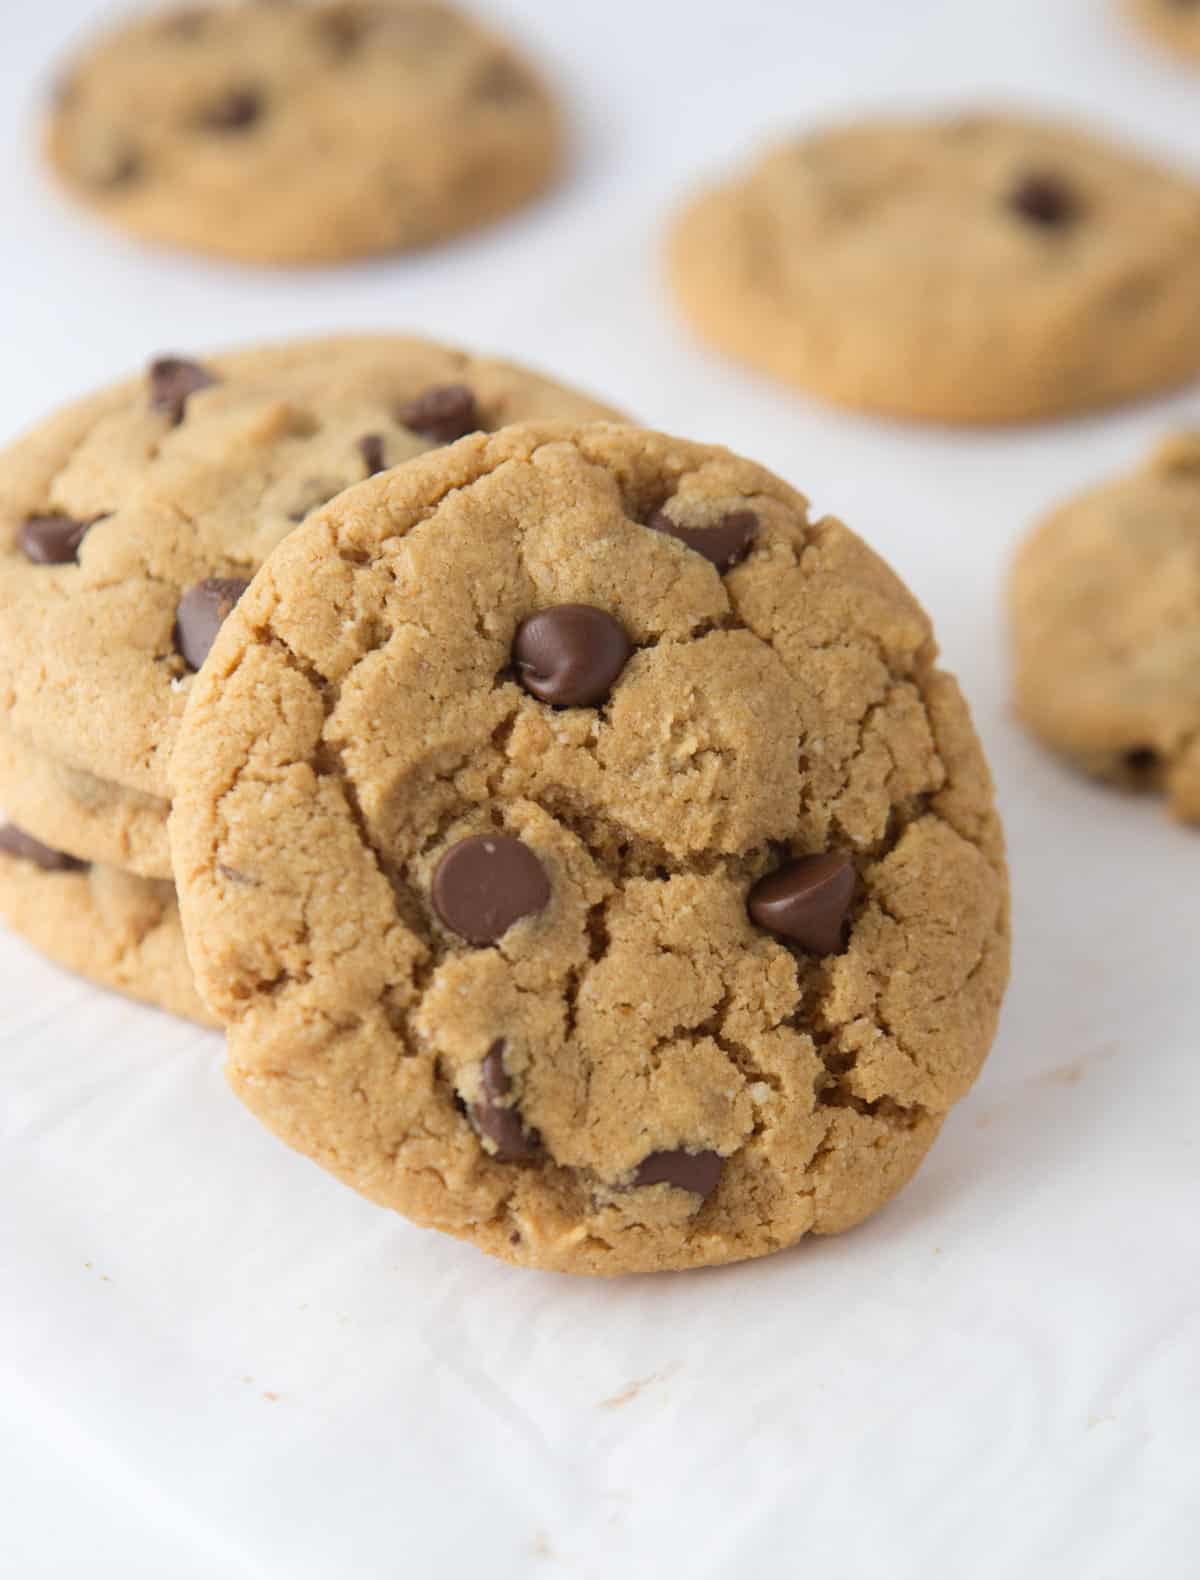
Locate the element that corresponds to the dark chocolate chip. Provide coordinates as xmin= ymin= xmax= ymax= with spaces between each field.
xmin=0 ymin=824 xmax=86 ymax=872
xmin=174 ymin=577 xmax=250 ymax=671
xmin=474 ymin=57 xmax=533 ymax=102
xmin=316 ymin=7 xmax=366 ymax=56
xmin=470 ymin=1040 xmax=541 ymax=1161
xmin=432 ymin=834 xmax=550 ymax=945
xmin=632 ymin=1149 xmax=723 ymax=1198
xmin=17 ymin=513 xmax=103 ymax=565
xmin=194 ymin=86 xmax=264 ymax=133
xmin=512 ymin=605 xmax=632 ymax=708
xmin=358 ymin=434 xmax=387 ymax=476
xmin=1124 ymin=746 xmax=1160 ymax=776
xmin=748 ymin=851 xmax=855 ymax=956
xmin=397 ymin=384 xmax=479 ymax=444
xmin=1008 ymin=172 xmax=1080 ymax=229
xmin=646 ymin=508 xmax=758 ymax=571
xmin=149 ymin=357 xmax=218 ymax=426
xmin=89 ymin=145 xmax=143 ymax=190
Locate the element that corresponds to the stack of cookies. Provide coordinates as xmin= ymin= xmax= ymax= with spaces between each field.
xmin=0 ymin=339 xmax=1010 ymax=1274
xmin=0 ymin=336 xmax=621 ymax=1025
xmin=14 ymin=0 xmax=1195 ymax=1276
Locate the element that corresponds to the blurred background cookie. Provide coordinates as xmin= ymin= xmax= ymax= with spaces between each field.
xmin=1010 ymin=433 xmax=1200 ymax=822
xmin=45 ymin=0 xmax=564 ymax=265
xmin=669 ymin=113 xmax=1200 ymax=425
xmin=1127 ymin=0 xmax=1200 ymax=65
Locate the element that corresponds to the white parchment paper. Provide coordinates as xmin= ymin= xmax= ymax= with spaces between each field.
xmin=1 ymin=1 xmax=1197 ymax=1574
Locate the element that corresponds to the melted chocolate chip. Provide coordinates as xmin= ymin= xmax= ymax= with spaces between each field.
xmin=195 ymin=86 xmax=264 ymax=133
xmin=149 ymin=357 xmax=218 ymax=426
xmin=432 ymin=834 xmax=550 ymax=945
xmin=358 ymin=434 xmax=387 ymax=476
xmin=397 ymin=384 xmax=479 ymax=444
xmin=633 ymin=1149 xmax=723 ymax=1198
xmin=17 ymin=513 xmax=102 ymax=565
xmin=1008 ymin=172 xmax=1080 ymax=229
xmin=0 ymin=824 xmax=86 ymax=872
xmin=470 ymin=1041 xmax=541 ymax=1161
xmin=90 ymin=145 xmax=142 ymax=190
xmin=646 ymin=508 xmax=758 ymax=571
xmin=174 ymin=577 xmax=250 ymax=671
xmin=513 ymin=605 xmax=632 ymax=707
xmin=748 ymin=851 xmax=855 ymax=956
xmin=317 ymin=7 xmax=366 ymax=57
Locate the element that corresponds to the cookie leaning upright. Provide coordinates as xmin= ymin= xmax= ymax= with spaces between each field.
xmin=1010 ymin=434 xmax=1200 ymax=823
xmin=669 ymin=113 xmax=1200 ymax=424
xmin=46 ymin=1 xmax=563 ymax=265
xmin=0 ymin=335 xmax=625 ymax=877
xmin=170 ymin=423 xmax=1010 ymax=1275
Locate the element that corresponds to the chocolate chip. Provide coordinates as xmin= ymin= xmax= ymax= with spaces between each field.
xmin=149 ymin=357 xmax=218 ymax=426
xmin=513 ymin=606 xmax=632 ymax=708
xmin=358 ymin=434 xmax=387 ymax=476
xmin=174 ymin=577 xmax=250 ymax=671
xmin=1124 ymin=746 xmax=1160 ymax=776
xmin=194 ymin=86 xmax=264 ymax=133
xmin=748 ymin=852 xmax=855 ymax=956
xmin=469 ymin=1041 xmax=541 ymax=1161
xmin=397 ymin=384 xmax=479 ymax=444
xmin=316 ymin=7 xmax=366 ymax=56
xmin=17 ymin=513 xmax=102 ymax=565
xmin=87 ymin=145 xmax=143 ymax=190
xmin=474 ymin=57 xmax=533 ymax=103
xmin=646 ymin=508 xmax=758 ymax=571
xmin=0 ymin=824 xmax=86 ymax=873
xmin=1008 ymin=172 xmax=1080 ymax=229
xmin=432 ymin=834 xmax=550 ymax=945
xmin=632 ymin=1149 xmax=723 ymax=1198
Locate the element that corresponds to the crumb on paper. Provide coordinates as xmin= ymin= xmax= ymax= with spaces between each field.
xmin=598 ymin=1373 xmax=663 ymax=1410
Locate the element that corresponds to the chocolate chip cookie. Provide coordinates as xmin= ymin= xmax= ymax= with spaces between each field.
xmin=46 ymin=1 xmax=563 ymax=265
xmin=1011 ymin=433 xmax=1200 ymax=822
xmin=1128 ymin=0 xmax=1200 ymax=64
xmin=0 ymin=824 xmax=215 ymax=1025
xmin=0 ymin=335 xmax=625 ymax=876
xmin=669 ymin=113 xmax=1200 ymax=424
xmin=169 ymin=422 xmax=1010 ymax=1275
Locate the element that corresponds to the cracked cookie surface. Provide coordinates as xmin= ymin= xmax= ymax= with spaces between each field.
xmin=0 ymin=335 xmax=624 ymax=875
xmin=1011 ymin=432 xmax=1200 ymax=823
xmin=170 ymin=423 xmax=1010 ymax=1274
xmin=669 ymin=113 xmax=1200 ymax=424
xmin=0 ymin=825 xmax=214 ymax=1025
xmin=46 ymin=0 xmax=562 ymax=265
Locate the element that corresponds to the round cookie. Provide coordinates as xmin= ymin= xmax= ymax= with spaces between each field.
xmin=669 ymin=113 xmax=1200 ymax=425
xmin=1010 ymin=432 xmax=1200 ymax=823
xmin=46 ymin=1 xmax=562 ymax=266
xmin=170 ymin=422 xmax=1010 ymax=1276
xmin=0 ymin=335 xmax=625 ymax=875
xmin=1128 ymin=0 xmax=1200 ymax=65
xmin=0 ymin=824 xmax=215 ymax=1026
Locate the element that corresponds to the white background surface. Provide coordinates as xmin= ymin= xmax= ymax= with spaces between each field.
xmin=1 ymin=2 xmax=1197 ymax=1576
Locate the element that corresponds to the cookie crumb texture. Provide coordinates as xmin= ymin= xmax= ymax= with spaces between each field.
xmin=1128 ymin=0 xmax=1200 ymax=65
xmin=0 ymin=831 xmax=215 ymax=1026
xmin=171 ymin=424 xmax=1010 ymax=1274
xmin=669 ymin=113 xmax=1200 ymax=424
xmin=1011 ymin=433 xmax=1200 ymax=823
xmin=46 ymin=1 xmax=562 ymax=264
xmin=0 ymin=336 xmax=623 ymax=875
